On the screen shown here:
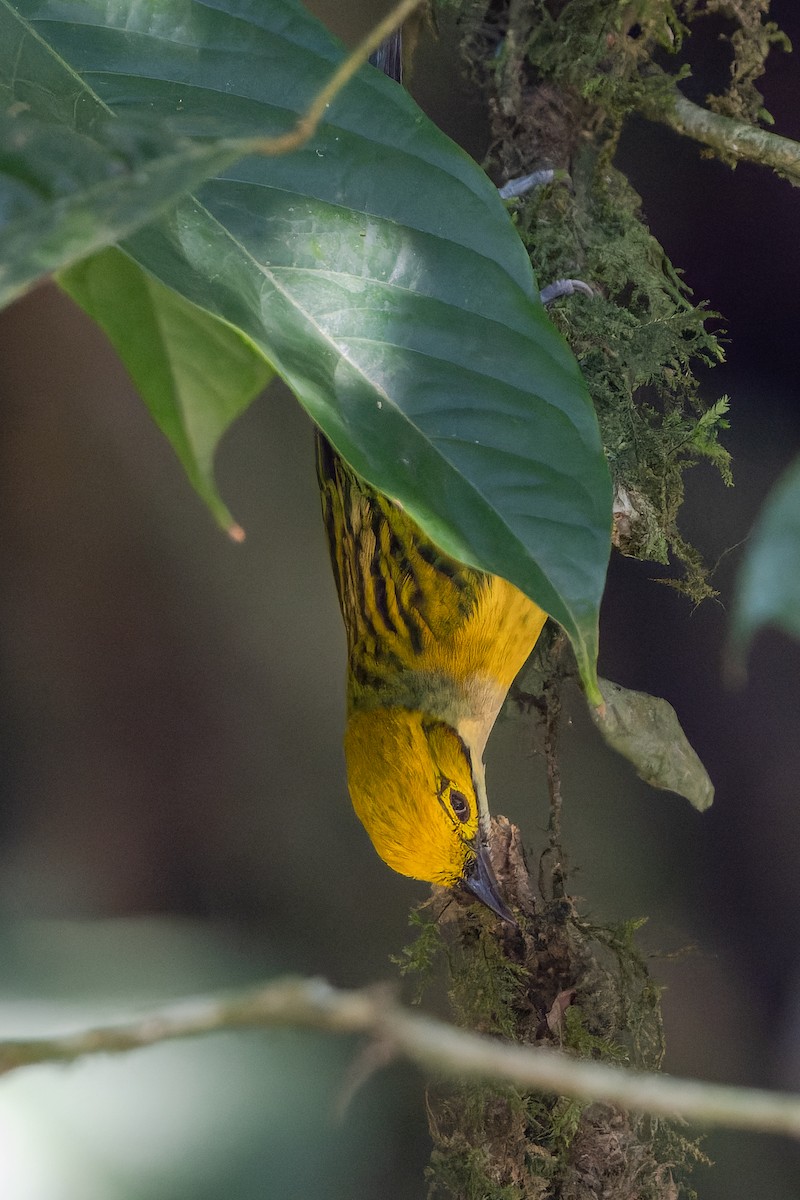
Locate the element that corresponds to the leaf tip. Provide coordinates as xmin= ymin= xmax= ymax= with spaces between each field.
xmin=227 ymin=522 xmax=246 ymax=543
xmin=692 ymin=780 xmax=715 ymax=812
xmin=583 ymin=678 xmax=604 ymax=709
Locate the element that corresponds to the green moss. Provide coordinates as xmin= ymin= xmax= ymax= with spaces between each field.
xmin=684 ymin=0 xmax=791 ymax=126
xmin=561 ymin=1004 xmax=626 ymax=1062
xmin=439 ymin=0 xmax=691 ymax=134
xmin=445 ymin=919 xmax=531 ymax=1038
xmin=520 ymin=0 xmax=688 ymax=115
xmin=434 ymin=0 xmax=755 ymax=599
xmin=425 ymin=1079 xmax=566 ymax=1200
xmin=390 ymin=907 xmax=445 ymax=1003
xmin=576 ymin=916 xmax=667 ymax=1069
xmin=440 ymin=0 xmax=790 ymax=131
xmin=396 ymin=895 xmax=705 ymax=1199
xmin=516 ymin=159 xmax=730 ymax=599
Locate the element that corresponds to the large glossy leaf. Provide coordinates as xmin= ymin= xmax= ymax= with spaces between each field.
xmin=731 ymin=454 xmax=800 ymax=654
xmin=8 ymin=0 xmax=612 ymax=698
xmin=59 ymin=247 xmax=274 ymax=535
xmin=0 ymin=2 xmax=262 ymax=308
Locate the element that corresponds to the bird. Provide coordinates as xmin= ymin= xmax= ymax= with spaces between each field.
xmin=315 ymin=27 xmax=548 ymax=923
xmin=317 ymin=435 xmax=547 ymax=922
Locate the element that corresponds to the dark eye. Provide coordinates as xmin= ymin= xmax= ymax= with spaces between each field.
xmin=449 ymin=790 xmax=470 ymax=822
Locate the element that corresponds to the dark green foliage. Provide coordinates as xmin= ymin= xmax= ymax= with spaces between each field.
xmin=5 ymin=0 xmax=613 ymax=692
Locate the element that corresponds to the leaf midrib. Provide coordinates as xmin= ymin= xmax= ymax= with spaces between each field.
xmin=172 ymin=199 xmax=596 ymax=645
xmin=1 ymin=0 xmax=113 ymax=116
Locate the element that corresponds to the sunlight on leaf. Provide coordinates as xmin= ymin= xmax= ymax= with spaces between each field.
xmin=0 ymin=0 xmax=258 ymax=310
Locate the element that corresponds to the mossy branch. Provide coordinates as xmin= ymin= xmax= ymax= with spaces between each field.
xmin=640 ymin=83 xmax=800 ymax=185
xmin=3 ymin=973 xmax=800 ymax=1139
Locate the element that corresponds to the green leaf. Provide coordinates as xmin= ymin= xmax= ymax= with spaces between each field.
xmin=591 ymin=678 xmax=714 ymax=811
xmin=58 ymin=247 xmax=273 ymax=535
xmin=731 ymin=454 xmax=800 ymax=653
xmin=8 ymin=0 xmax=612 ymax=697
xmin=0 ymin=2 xmax=258 ymax=308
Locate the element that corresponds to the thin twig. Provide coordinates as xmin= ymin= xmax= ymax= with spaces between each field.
xmin=543 ymin=634 xmax=567 ymax=899
xmin=639 ymin=84 xmax=800 ymax=185
xmin=3 ymin=975 xmax=800 ymax=1139
xmin=251 ymin=0 xmax=425 ymax=157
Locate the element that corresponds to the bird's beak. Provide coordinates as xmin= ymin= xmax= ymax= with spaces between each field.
xmin=463 ymin=843 xmax=516 ymax=925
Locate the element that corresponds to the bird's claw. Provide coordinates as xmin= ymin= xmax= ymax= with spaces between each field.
xmin=498 ymin=167 xmax=571 ymax=200
xmin=498 ymin=169 xmax=555 ymax=199
xmin=539 ymin=278 xmax=595 ymax=306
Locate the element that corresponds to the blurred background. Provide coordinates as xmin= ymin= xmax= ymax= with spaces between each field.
xmin=1 ymin=1 xmax=800 ymax=1196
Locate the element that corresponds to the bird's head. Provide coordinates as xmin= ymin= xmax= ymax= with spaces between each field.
xmin=344 ymin=706 xmax=513 ymax=922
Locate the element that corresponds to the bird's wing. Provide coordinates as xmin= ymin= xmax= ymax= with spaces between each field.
xmin=315 ymin=432 xmax=484 ymax=684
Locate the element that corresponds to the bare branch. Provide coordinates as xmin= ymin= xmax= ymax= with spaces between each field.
xmin=640 ymin=85 xmax=800 ymax=186
xmin=3 ymin=975 xmax=800 ymax=1140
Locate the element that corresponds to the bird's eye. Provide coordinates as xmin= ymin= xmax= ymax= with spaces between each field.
xmin=449 ymin=790 xmax=470 ymax=822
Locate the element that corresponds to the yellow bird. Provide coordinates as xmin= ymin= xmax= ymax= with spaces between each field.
xmin=317 ymin=435 xmax=547 ymax=921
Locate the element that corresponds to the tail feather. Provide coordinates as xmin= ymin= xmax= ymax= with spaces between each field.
xmin=369 ymin=29 xmax=403 ymax=84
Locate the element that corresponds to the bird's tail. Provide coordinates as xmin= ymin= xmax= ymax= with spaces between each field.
xmin=369 ymin=28 xmax=403 ymax=84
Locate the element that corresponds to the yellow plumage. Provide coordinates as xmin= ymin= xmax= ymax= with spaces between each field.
xmin=317 ymin=433 xmax=547 ymax=917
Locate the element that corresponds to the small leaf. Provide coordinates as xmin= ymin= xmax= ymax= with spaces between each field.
xmin=591 ymin=678 xmax=714 ymax=811
xmin=731 ymin=454 xmax=800 ymax=654
xmin=546 ymin=989 xmax=577 ymax=1036
xmin=58 ymin=248 xmax=273 ymax=536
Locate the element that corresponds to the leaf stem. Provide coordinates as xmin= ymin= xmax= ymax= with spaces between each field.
xmin=251 ymin=0 xmax=426 ymax=156
xmin=543 ymin=651 xmax=566 ymax=900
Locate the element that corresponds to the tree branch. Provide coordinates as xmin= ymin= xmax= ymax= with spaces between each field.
xmin=3 ymin=974 xmax=800 ymax=1139
xmin=639 ymin=85 xmax=800 ymax=185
